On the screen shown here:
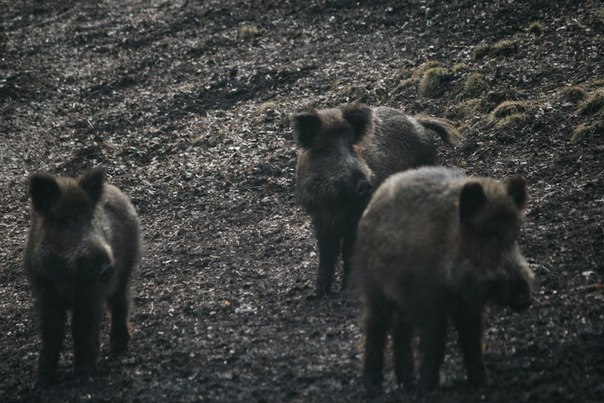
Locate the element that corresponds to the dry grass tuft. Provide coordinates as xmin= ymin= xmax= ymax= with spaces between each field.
xmin=461 ymin=73 xmax=486 ymax=98
xmin=528 ymin=21 xmax=544 ymax=35
xmin=418 ymin=67 xmax=452 ymax=98
xmin=558 ymin=86 xmax=587 ymax=104
xmin=576 ymin=89 xmax=604 ymax=116
xmin=571 ymin=121 xmax=604 ymax=142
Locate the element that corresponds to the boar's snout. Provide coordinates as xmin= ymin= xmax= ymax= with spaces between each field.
xmin=98 ymin=263 xmax=114 ymax=283
xmin=500 ymin=279 xmax=532 ymax=312
xmin=76 ymin=245 xmax=114 ymax=282
xmin=356 ymin=180 xmax=373 ymax=197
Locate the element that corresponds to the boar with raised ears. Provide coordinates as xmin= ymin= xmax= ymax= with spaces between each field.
xmin=293 ymin=104 xmax=460 ymax=298
xmin=354 ymin=166 xmax=534 ymax=394
xmin=24 ymin=167 xmax=141 ymax=386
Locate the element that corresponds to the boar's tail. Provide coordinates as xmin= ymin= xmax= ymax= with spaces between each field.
xmin=416 ymin=115 xmax=462 ymax=146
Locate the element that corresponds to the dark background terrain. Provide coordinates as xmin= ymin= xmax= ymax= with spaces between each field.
xmin=1 ymin=0 xmax=603 ymax=401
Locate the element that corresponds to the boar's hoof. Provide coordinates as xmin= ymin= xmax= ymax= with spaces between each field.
xmin=509 ymin=300 xmax=531 ymax=312
xmin=306 ymin=289 xmax=330 ymax=301
xmin=363 ymin=379 xmax=383 ymax=397
xmin=33 ymin=373 xmax=57 ymax=389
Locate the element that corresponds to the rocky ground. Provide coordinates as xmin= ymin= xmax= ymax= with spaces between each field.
xmin=1 ymin=0 xmax=603 ymax=401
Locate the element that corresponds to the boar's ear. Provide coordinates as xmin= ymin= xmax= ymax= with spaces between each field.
xmin=292 ymin=109 xmax=321 ymax=148
xmin=342 ymin=103 xmax=372 ymax=143
xmin=79 ymin=167 xmax=105 ymax=203
xmin=30 ymin=174 xmax=61 ymax=214
xmin=507 ymin=177 xmax=527 ymax=211
xmin=459 ymin=182 xmax=486 ymax=223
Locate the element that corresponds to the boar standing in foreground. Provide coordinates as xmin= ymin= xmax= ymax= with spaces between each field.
xmin=24 ymin=167 xmax=141 ymax=386
xmin=355 ymin=166 xmax=534 ymax=393
xmin=293 ymin=104 xmax=461 ymax=297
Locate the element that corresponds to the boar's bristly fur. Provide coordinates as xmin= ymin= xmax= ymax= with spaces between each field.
xmin=354 ymin=166 xmax=534 ymax=393
xmin=293 ymin=104 xmax=460 ymax=297
xmin=24 ymin=167 xmax=141 ymax=386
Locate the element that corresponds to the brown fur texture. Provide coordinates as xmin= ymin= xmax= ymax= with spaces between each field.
xmin=293 ymin=104 xmax=460 ymax=297
xmin=24 ymin=167 xmax=141 ymax=386
xmin=354 ymin=166 xmax=534 ymax=393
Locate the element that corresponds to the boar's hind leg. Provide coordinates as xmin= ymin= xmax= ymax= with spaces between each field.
xmin=313 ymin=227 xmax=340 ymax=297
xmin=362 ymin=290 xmax=395 ymax=395
xmin=36 ymin=295 xmax=67 ymax=386
xmin=72 ymin=289 xmax=104 ymax=376
xmin=108 ymin=285 xmax=131 ymax=354
xmin=392 ymin=312 xmax=415 ymax=389
xmin=418 ymin=313 xmax=447 ymax=390
xmin=452 ymin=307 xmax=487 ymax=386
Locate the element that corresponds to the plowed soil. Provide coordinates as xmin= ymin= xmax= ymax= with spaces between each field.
xmin=1 ymin=0 xmax=603 ymax=402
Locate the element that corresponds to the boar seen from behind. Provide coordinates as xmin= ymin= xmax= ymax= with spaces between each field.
xmin=24 ymin=167 xmax=141 ymax=386
xmin=294 ymin=104 xmax=460 ymax=297
xmin=354 ymin=167 xmax=534 ymax=394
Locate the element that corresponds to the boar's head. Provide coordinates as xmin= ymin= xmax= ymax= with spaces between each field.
xmin=456 ymin=177 xmax=535 ymax=312
xmin=29 ymin=167 xmax=114 ymax=283
xmin=293 ymin=104 xmax=374 ymax=222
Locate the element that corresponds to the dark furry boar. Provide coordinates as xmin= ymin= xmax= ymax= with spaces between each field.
xmin=354 ymin=166 xmax=534 ymax=393
xmin=24 ymin=167 xmax=141 ymax=386
xmin=293 ymin=104 xmax=461 ymax=297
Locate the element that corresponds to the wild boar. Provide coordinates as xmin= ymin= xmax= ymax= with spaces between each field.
xmin=354 ymin=166 xmax=534 ymax=393
xmin=24 ymin=167 xmax=141 ymax=386
xmin=293 ymin=103 xmax=461 ymax=297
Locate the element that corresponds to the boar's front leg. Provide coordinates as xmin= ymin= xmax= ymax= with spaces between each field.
xmin=418 ymin=312 xmax=447 ymax=390
xmin=392 ymin=312 xmax=415 ymax=389
xmin=340 ymin=231 xmax=356 ymax=292
xmin=36 ymin=291 xmax=67 ymax=386
xmin=72 ymin=288 xmax=103 ymax=376
xmin=452 ymin=306 xmax=487 ymax=386
xmin=362 ymin=289 xmax=394 ymax=395
xmin=108 ymin=285 xmax=132 ymax=355
xmin=313 ymin=225 xmax=340 ymax=297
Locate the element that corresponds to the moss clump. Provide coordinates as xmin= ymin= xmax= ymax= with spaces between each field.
xmin=571 ymin=121 xmax=604 ymax=142
xmin=559 ymin=86 xmax=587 ymax=103
xmin=576 ymin=90 xmax=604 ymax=116
xmin=461 ymin=73 xmax=486 ymax=98
xmin=528 ymin=21 xmax=544 ymax=35
xmin=418 ymin=67 xmax=452 ymax=98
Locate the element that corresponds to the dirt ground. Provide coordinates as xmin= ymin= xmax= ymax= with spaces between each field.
xmin=1 ymin=0 xmax=603 ymax=401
